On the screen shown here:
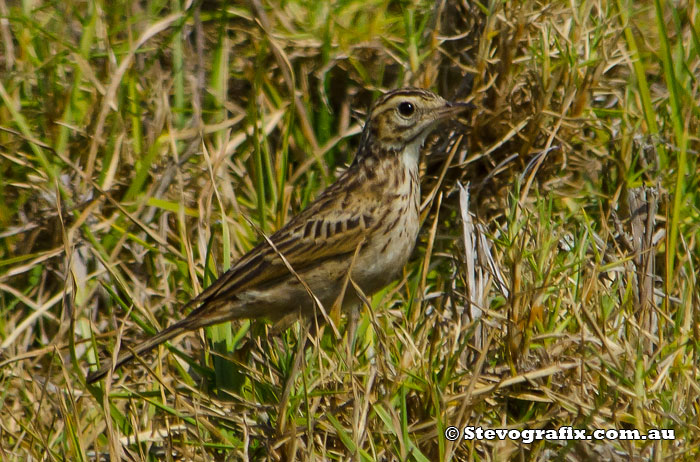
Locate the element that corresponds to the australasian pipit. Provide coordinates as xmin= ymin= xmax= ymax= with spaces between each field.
xmin=87 ymin=88 xmax=468 ymax=383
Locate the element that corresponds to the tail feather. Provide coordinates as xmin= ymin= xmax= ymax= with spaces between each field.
xmin=86 ymin=320 xmax=192 ymax=384
xmin=86 ymin=298 xmax=251 ymax=383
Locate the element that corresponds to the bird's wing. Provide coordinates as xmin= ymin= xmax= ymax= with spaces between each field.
xmin=189 ymin=169 xmax=386 ymax=306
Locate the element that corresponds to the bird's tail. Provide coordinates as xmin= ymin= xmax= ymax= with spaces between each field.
xmin=86 ymin=312 xmax=209 ymax=384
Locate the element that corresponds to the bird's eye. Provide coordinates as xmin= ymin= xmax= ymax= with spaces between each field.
xmin=398 ymin=102 xmax=415 ymax=117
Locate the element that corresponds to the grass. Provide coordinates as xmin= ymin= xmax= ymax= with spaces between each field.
xmin=1 ymin=0 xmax=699 ymax=460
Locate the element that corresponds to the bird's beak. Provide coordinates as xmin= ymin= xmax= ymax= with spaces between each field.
xmin=436 ymin=100 xmax=473 ymax=119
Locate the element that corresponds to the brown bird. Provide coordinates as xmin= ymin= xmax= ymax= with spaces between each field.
xmin=87 ymin=88 xmax=467 ymax=383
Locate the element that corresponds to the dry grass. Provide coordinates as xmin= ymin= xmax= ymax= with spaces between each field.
xmin=1 ymin=0 xmax=698 ymax=460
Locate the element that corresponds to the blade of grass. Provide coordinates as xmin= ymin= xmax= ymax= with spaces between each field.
xmin=654 ymin=0 xmax=689 ymax=313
